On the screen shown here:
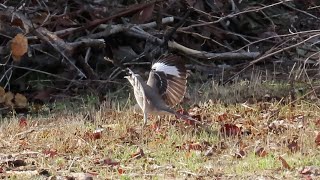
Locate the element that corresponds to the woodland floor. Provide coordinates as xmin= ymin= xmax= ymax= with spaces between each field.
xmin=1 ymin=77 xmax=320 ymax=180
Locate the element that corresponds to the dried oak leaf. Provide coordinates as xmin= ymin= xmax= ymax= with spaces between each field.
xmin=84 ymin=130 xmax=102 ymax=141
xmin=4 ymin=92 xmax=14 ymax=107
xmin=220 ymin=123 xmax=241 ymax=137
xmin=11 ymin=33 xmax=28 ymax=62
xmin=15 ymin=93 xmax=28 ymax=108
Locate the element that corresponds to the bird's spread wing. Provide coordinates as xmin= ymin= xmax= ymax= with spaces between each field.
xmin=147 ymin=55 xmax=187 ymax=106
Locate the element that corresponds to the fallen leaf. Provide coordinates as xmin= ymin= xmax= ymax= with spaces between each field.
xmin=188 ymin=142 xmax=203 ymax=151
xmin=0 ymin=167 xmax=5 ymax=173
xmin=287 ymin=139 xmax=300 ymax=153
xmin=4 ymin=92 xmax=14 ymax=107
xmin=11 ymin=33 xmax=28 ymax=62
xmin=315 ymin=119 xmax=320 ymax=128
xmin=220 ymin=123 xmax=241 ymax=137
xmin=15 ymin=93 xmax=28 ymax=108
xmin=234 ymin=149 xmax=246 ymax=159
xmin=150 ymin=121 xmax=161 ymax=132
xmin=84 ymin=130 xmax=102 ymax=141
xmin=43 ymin=149 xmax=58 ymax=157
xmin=18 ymin=116 xmax=27 ymax=128
xmin=299 ymin=166 xmax=320 ymax=175
xmin=131 ymin=147 xmax=144 ymax=159
xmin=117 ymin=167 xmax=125 ymax=174
xmin=255 ymin=147 xmax=268 ymax=157
xmin=315 ymin=132 xmax=320 ymax=146
xmin=94 ymin=158 xmax=120 ymax=167
xmin=278 ymin=156 xmax=291 ymax=170
xmin=217 ymin=113 xmax=228 ymax=121
xmin=131 ymin=4 xmax=154 ymax=24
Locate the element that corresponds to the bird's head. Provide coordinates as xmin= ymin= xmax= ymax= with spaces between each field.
xmin=124 ymin=68 xmax=135 ymax=85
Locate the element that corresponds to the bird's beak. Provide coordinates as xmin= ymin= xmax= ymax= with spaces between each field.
xmin=124 ymin=76 xmax=129 ymax=79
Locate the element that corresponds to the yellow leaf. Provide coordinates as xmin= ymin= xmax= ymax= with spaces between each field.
xmin=15 ymin=93 xmax=28 ymax=108
xmin=4 ymin=92 xmax=14 ymax=107
xmin=11 ymin=33 xmax=28 ymax=62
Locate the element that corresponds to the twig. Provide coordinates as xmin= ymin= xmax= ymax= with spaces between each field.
xmin=224 ymin=33 xmax=320 ymax=84
xmin=180 ymin=1 xmax=290 ymax=31
xmin=235 ymin=29 xmax=320 ymax=52
xmin=281 ymin=1 xmax=320 ymax=20
xmin=0 ymin=63 xmax=79 ymax=83
xmin=162 ymin=9 xmax=191 ymax=47
xmin=60 ymin=0 xmax=163 ymax=37
xmin=88 ymin=17 xmax=174 ymax=40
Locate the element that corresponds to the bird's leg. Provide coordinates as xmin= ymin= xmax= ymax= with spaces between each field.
xmin=157 ymin=115 xmax=161 ymax=127
xmin=143 ymin=112 xmax=148 ymax=126
xmin=140 ymin=112 xmax=148 ymax=144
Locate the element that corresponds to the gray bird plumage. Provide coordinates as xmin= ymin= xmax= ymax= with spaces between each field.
xmin=125 ymin=55 xmax=187 ymax=125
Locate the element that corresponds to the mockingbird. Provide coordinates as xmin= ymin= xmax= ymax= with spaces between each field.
xmin=125 ymin=55 xmax=188 ymax=125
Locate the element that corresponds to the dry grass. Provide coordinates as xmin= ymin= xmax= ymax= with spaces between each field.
xmin=0 ymin=80 xmax=320 ymax=179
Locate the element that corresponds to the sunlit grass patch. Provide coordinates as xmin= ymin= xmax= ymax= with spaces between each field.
xmin=1 ymin=81 xmax=320 ymax=179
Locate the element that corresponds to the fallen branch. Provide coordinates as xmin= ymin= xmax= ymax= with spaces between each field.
xmin=168 ymin=41 xmax=260 ymax=60
xmin=86 ymin=17 xmax=174 ymax=39
xmin=1 ymin=8 xmax=106 ymax=79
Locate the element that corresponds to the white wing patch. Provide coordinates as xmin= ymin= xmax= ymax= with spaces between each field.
xmin=152 ymin=62 xmax=180 ymax=77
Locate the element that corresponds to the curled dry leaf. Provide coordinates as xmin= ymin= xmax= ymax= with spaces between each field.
xmin=11 ymin=33 xmax=28 ymax=62
xmin=117 ymin=167 xmax=125 ymax=175
xmin=15 ymin=93 xmax=28 ymax=108
xmin=278 ymin=156 xmax=291 ymax=170
xmin=131 ymin=147 xmax=144 ymax=159
xmin=255 ymin=147 xmax=268 ymax=157
xmin=234 ymin=149 xmax=246 ymax=159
